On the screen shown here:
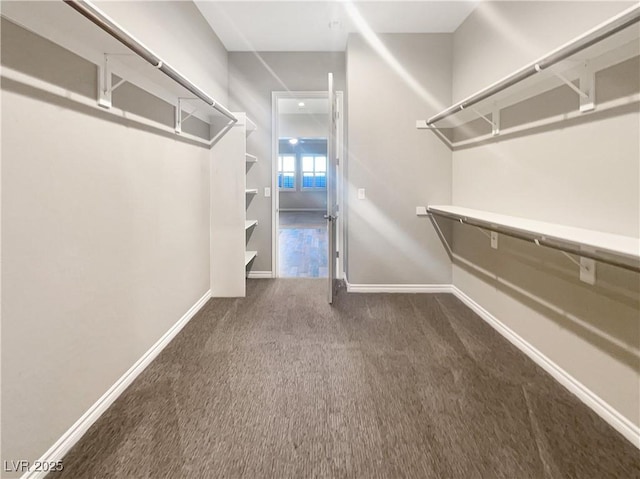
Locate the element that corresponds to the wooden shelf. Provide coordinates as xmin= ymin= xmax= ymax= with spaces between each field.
xmin=245 ymin=153 xmax=258 ymax=163
xmin=244 ymin=251 xmax=257 ymax=266
xmin=427 ymin=205 xmax=640 ymax=272
xmin=245 ymin=220 xmax=258 ymax=230
xmin=245 ymin=189 xmax=258 ymax=195
xmin=418 ymin=5 xmax=640 ymax=130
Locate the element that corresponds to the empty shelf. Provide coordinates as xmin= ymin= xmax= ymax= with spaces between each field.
xmin=245 ymin=220 xmax=258 ymax=230
xmin=245 ymin=189 xmax=258 ymax=195
xmin=245 ymin=250 xmax=257 ymax=266
xmin=245 ymin=153 xmax=258 ymax=163
xmin=245 ymin=116 xmax=257 ymax=134
xmin=427 ymin=205 xmax=640 ymax=272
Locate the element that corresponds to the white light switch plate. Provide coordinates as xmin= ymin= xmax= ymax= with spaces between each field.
xmin=416 ymin=206 xmax=428 ymax=216
xmin=358 ymin=188 xmax=366 ymax=200
xmin=264 ymin=187 xmax=271 ymax=197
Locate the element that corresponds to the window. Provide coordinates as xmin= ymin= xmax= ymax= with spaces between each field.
xmin=301 ymin=155 xmax=327 ymax=189
xmin=278 ymin=155 xmax=296 ymax=190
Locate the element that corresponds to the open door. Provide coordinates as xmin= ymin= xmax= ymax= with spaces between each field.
xmin=326 ymin=73 xmax=338 ymax=304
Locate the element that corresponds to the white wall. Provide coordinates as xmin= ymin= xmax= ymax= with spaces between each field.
xmin=450 ymin=1 xmax=640 ymax=433
xmin=1 ymin=0 xmax=229 ymax=470
xmin=346 ymin=33 xmax=453 ymax=285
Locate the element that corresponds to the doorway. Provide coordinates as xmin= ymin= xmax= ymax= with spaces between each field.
xmin=272 ymin=91 xmax=344 ymax=279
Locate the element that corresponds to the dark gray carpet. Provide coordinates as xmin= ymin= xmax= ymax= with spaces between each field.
xmin=50 ymin=280 xmax=640 ymax=478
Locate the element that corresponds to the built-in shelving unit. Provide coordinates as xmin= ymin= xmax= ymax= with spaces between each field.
xmin=426 ymin=205 xmax=640 ymax=275
xmin=417 ymin=5 xmax=640 ymax=147
xmin=244 ymin=117 xmax=258 ymax=277
xmin=210 ymin=113 xmax=258 ymax=297
xmin=1 ymin=1 xmax=237 ymax=145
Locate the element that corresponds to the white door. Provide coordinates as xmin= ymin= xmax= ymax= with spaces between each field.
xmin=326 ymin=73 xmax=338 ymax=304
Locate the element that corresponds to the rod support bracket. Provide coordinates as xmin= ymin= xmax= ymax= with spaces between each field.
xmin=97 ymin=54 xmax=112 ymax=109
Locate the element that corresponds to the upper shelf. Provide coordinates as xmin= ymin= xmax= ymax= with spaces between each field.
xmin=427 ymin=205 xmax=639 ymax=273
xmin=1 ymin=0 xmax=236 ymax=126
xmin=418 ymin=5 xmax=640 ymax=129
xmin=245 ymin=153 xmax=258 ymax=163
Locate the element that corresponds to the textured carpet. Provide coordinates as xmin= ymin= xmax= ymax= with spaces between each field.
xmin=50 ymin=280 xmax=640 ymax=478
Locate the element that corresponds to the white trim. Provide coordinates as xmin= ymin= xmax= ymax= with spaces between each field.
xmin=272 ymin=90 xmax=344 ymax=280
xmin=279 ymin=208 xmax=326 ymax=212
xmin=450 ymin=285 xmax=640 ymax=449
xmin=22 ymin=290 xmax=212 ymax=479
xmin=344 ymin=277 xmax=453 ymax=293
xmin=247 ymin=271 xmax=274 ymax=279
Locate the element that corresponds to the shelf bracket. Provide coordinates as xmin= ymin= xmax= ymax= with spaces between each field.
xmin=175 ymin=97 xmax=199 ymax=134
xmin=469 ymin=106 xmax=500 ymax=136
xmin=97 ymin=54 xmax=133 ymax=109
xmin=550 ymin=62 xmax=595 ymax=112
xmin=97 ymin=54 xmax=112 ymax=109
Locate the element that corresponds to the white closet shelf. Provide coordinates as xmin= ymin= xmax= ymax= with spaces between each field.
xmin=245 ymin=220 xmax=258 ymax=230
xmin=245 ymin=251 xmax=257 ymax=266
xmin=427 ymin=205 xmax=640 ymax=273
xmin=245 ymin=117 xmax=257 ymax=134
xmin=245 ymin=189 xmax=258 ymax=195
xmin=418 ymin=5 xmax=640 ymax=130
xmin=1 ymin=1 xmax=236 ymax=129
xmin=245 ymin=153 xmax=258 ymax=163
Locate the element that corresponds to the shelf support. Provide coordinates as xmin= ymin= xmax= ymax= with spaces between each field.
xmin=469 ymin=106 xmax=500 ymax=136
xmin=97 ymin=54 xmax=134 ymax=109
xmin=544 ymin=62 xmax=595 ymax=112
xmin=175 ymin=97 xmax=199 ymax=134
xmin=97 ymin=54 xmax=112 ymax=108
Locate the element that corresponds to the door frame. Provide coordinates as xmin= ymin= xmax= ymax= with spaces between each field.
xmin=271 ymin=90 xmax=345 ymax=279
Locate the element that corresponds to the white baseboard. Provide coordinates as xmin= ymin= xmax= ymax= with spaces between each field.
xmin=22 ymin=290 xmax=212 ymax=479
xmin=247 ymin=271 xmax=273 ymax=279
xmin=451 ymin=285 xmax=640 ymax=449
xmin=344 ymin=277 xmax=453 ymax=293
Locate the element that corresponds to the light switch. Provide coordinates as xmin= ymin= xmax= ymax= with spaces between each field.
xmin=416 ymin=206 xmax=428 ymax=216
xmin=357 ymin=188 xmax=366 ymax=200
xmin=264 ymin=187 xmax=271 ymax=197
xmin=491 ymin=232 xmax=498 ymax=249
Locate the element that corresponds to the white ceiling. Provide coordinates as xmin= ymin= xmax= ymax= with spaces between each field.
xmin=279 ymin=98 xmax=329 ymax=114
xmin=194 ymin=1 xmax=478 ymax=52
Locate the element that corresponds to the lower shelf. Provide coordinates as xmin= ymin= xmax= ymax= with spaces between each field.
xmin=245 ymin=250 xmax=257 ymax=266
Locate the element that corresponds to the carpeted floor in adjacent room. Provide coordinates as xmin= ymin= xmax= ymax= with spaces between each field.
xmin=50 ymin=279 xmax=640 ymax=478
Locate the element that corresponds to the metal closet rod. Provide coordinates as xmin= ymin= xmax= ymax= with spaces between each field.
xmin=429 ymin=210 xmax=640 ymax=274
xmin=427 ymin=4 xmax=640 ymax=126
xmin=63 ymin=0 xmax=237 ymax=123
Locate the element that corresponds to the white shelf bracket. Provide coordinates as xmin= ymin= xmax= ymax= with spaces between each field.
xmin=579 ymin=62 xmax=596 ymax=112
xmin=97 ymin=54 xmax=112 ymax=109
xmin=175 ymin=97 xmax=198 ymax=134
xmin=97 ymin=54 xmax=132 ymax=109
xmin=552 ymin=64 xmax=595 ymax=112
xmin=470 ymin=107 xmax=500 ymax=136
xmin=559 ymin=250 xmax=597 ymax=285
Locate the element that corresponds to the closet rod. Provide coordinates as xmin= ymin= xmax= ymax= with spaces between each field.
xmin=427 ymin=4 xmax=640 ymax=126
xmin=428 ymin=209 xmax=640 ymax=274
xmin=63 ymin=0 xmax=237 ymax=123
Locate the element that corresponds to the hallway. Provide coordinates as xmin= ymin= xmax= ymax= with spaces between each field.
xmin=52 ymin=280 xmax=640 ymax=478
xmin=278 ymin=211 xmax=328 ymax=278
